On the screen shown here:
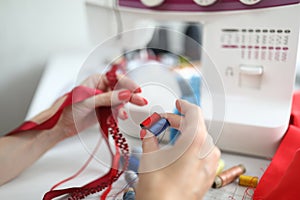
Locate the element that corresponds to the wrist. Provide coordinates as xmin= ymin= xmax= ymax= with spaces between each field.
xmin=136 ymin=183 xmax=179 ymax=200
xmin=37 ymin=125 xmax=68 ymax=148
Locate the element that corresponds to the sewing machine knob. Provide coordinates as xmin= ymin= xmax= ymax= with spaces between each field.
xmin=193 ymin=0 xmax=218 ymax=6
xmin=141 ymin=0 xmax=164 ymax=7
xmin=239 ymin=0 xmax=262 ymax=5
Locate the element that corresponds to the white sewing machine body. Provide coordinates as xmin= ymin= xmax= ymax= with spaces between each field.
xmin=85 ymin=0 xmax=300 ymax=158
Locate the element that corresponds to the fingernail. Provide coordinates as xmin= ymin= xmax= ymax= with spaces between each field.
xmin=176 ymin=99 xmax=181 ymax=111
xmin=143 ymin=98 xmax=148 ymax=105
xmin=134 ymin=87 xmax=142 ymax=93
xmin=118 ymin=90 xmax=131 ymax=101
xmin=123 ymin=111 xmax=128 ymax=119
xmin=140 ymin=129 xmax=147 ymax=141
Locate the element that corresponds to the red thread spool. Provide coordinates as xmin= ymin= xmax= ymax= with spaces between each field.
xmin=140 ymin=112 xmax=161 ymax=129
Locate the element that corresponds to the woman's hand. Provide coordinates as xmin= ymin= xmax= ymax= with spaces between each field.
xmin=31 ymin=73 xmax=147 ymax=139
xmin=0 ymin=73 xmax=147 ymax=186
xmin=136 ymin=100 xmax=220 ymax=200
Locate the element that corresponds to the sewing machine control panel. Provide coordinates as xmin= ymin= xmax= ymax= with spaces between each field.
xmin=220 ymin=28 xmax=291 ymax=62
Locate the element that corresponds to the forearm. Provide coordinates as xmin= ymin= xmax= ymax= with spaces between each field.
xmin=0 ymin=126 xmax=66 ymax=186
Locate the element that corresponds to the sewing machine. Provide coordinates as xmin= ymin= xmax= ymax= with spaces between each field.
xmin=1 ymin=1 xmax=299 ymax=199
xmin=85 ymin=0 xmax=300 ymax=158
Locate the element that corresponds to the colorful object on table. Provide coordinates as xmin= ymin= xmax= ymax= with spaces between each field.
xmin=123 ymin=187 xmax=135 ymax=200
xmin=170 ymin=71 xmax=201 ymax=144
xmin=140 ymin=112 xmax=161 ymax=129
xmin=212 ymin=164 xmax=246 ymax=189
xmin=121 ymin=147 xmax=141 ymax=173
xmin=7 ymin=63 xmax=130 ymax=200
xmin=216 ymin=159 xmax=225 ymax=175
xmin=127 ymin=155 xmax=140 ymax=173
xmin=124 ymin=170 xmax=139 ymax=189
xmin=239 ymin=175 xmax=259 ymax=188
xmin=253 ymin=91 xmax=300 ymax=200
xmin=140 ymin=112 xmax=170 ymax=137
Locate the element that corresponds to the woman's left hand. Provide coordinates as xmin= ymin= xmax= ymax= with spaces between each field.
xmin=31 ymin=73 xmax=147 ymax=139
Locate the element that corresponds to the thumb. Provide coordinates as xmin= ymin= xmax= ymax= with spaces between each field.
xmin=140 ymin=129 xmax=159 ymax=153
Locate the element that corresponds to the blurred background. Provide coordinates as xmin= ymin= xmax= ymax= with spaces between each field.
xmin=0 ymin=0 xmax=300 ymax=135
xmin=0 ymin=0 xmax=90 ymax=134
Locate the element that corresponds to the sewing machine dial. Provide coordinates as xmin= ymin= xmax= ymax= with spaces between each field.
xmin=140 ymin=0 xmax=164 ymax=7
xmin=239 ymin=0 xmax=262 ymax=5
xmin=193 ymin=0 xmax=218 ymax=6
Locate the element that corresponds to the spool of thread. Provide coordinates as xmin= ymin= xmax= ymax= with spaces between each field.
xmin=125 ymin=170 xmax=139 ymax=189
xmin=140 ymin=113 xmax=170 ymax=137
xmin=148 ymin=118 xmax=170 ymax=136
xmin=123 ymin=187 xmax=135 ymax=200
xmin=140 ymin=112 xmax=161 ymax=129
xmin=127 ymin=155 xmax=140 ymax=173
xmin=216 ymin=159 xmax=225 ymax=175
xmin=239 ymin=175 xmax=259 ymax=188
xmin=212 ymin=164 xmax=246 ymax=188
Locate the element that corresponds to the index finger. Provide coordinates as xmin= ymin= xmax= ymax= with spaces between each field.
xmin=81 ymin=74 xmax=141 ymax=93
xmin=115 ymin=74 xmax=141 ymax=93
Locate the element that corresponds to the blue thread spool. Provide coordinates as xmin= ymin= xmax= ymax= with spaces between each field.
xmin=140 ymin=113 xmax=170 ymax=137
xmin=148 ymin=118 xmax=170 ymax=136
xmin=170 ymin=74 xmax=201 ymax=144
xmin=127 ymin=155 xmax=140 ymax=173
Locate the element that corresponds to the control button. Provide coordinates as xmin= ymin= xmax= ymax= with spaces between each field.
xmin=239 ymin=65 xmax=263 ymax=89
xmin=239 ymin=0 xmax=262 ymax=5
xmin=141 ymin=0 xmax=164 ymax=7
xmin=193 ymin=0 xmax=218 ymax=6
xmin=239 ymin=65 xmax=263 ymax=75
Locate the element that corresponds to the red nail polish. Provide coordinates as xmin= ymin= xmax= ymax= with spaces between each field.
xmin=123 ymin=111 xmax=128 ymax=119
xmin=118 ymin=90 xmax=131 ymax=101
xmin=143 ymin=98 xmax=148 ymax=105
xmin=140 ymin=129 xmax=147 ymax=140
xmin=134 ymin=87 xmax=142 ymax=93
xmin=140 ymin=112 xmax=160 ymax=129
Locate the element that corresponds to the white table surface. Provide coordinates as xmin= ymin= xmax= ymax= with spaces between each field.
xmin=0 ymin=52 xmax=270 ymax=200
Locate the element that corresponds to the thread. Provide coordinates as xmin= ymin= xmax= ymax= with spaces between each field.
xmin=140 ymin=113 xmax=170 ymax=137
xmin=216 ymin=159 xmax=225 ymax=175
xmin=140 ymin=112 xmax=161 ymax=129
xmin=239 ymin=175 xmax=259 ymax=188
xmin=127 ymin=155 xmax=140 ymax=173
xmin=212 ymin=164 xmax=246 ymax=188
xmin=148 ymin=118 xmax=170 ymax=136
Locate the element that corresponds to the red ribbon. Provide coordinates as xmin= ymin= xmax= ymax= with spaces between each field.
xmin=7 ymin=86 xmax=102 ymax=136
xmin=7 ymin=65 xmax=129 ymax=200
xmin=253 ymin=91 xmax=300 ymax=200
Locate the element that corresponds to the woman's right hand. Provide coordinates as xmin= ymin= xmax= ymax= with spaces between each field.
xmin=136 ymin=99 xmax=220 ymax=200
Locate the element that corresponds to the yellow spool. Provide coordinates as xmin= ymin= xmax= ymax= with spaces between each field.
xmin=239 ymin=175 xmax=259 ymax=188
xmin=216 ymin=159 xmax=225 ymax=175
